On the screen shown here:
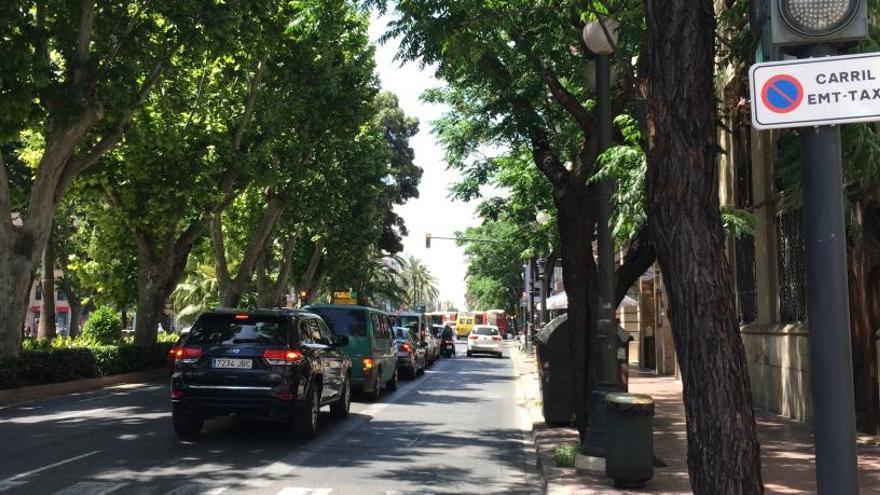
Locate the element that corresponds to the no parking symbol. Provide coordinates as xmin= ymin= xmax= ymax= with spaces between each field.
xmin=761 ymin=75 xmax=803 ymax=114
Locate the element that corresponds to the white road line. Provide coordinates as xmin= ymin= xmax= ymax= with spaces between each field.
xmin=274 ymin=488 xmax=333 ymax=495
xmin=53 ymin=481 xmax=128 ymax=495
xmin=164 ymin=484 xmax=227 ymax=495
xmin=0 ymin=450 xmax=100 ymax=485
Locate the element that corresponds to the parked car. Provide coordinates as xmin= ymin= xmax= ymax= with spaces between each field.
xmin=466 ymin=325 xmax=503 ymax=358
xmin=393 ymin=326 xmax=427 ymax=378
xmin=424 ymin=326 xmax=440 ymax=363
xmin=305 ymin=304 xmax=399 ymax=401
xmin=169 ymin=309 xmax=352 ymax=439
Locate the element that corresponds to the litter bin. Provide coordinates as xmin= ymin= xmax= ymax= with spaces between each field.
xmin=534 ymin=314 xmax=573 ymax=427
xmin=605 ymin=393 xmax=655 ymax=488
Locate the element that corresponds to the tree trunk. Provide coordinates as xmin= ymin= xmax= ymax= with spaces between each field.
xmin=554 ymin=184 xmax=598 ymax=442
xmin=644 ymin=0 xmax=763 ymax=492
xmin=848 ymin=196 xmax=880 ymax=434
xmin=37 ymin=230 xmax=57 ymax=340
xmin=68 ymin=293 xmax=83 ymax=338
xmin=212 ymin=195 xmax=284 ymax=308
xmin=299 ymin=238 xmax=326 ymax=295
xmin=134 ymin=267 xmax=168 ymax=346
xmin=256 ymin=234 xmax=298 ymax=308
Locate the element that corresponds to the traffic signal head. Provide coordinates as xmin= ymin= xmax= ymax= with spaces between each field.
xmin=299 ymin=290 xmax=308 ymax=299
xmin=768 ymin=0 xmax=867 ymax=49
xmin=425 ymin=233 xmax=431 ymax=249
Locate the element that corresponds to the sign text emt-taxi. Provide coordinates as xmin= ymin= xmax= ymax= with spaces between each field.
xmin=750 ymin=52 xmax=880 ymax=130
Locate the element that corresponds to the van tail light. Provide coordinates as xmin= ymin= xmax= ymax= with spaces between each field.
xmin=399 ymin=343 xmax=412 ymax=353
xmin=263 ymin=349 xmax=303 ymax=365
xmin=172 ymin=347 xmax=203 ymax=364
xmin=171 ymin=388 xmax=184 ymax=399
xmin=362 ymin=357 xmax=374 ymax=370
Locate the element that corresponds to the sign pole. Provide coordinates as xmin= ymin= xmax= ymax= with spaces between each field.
xmin=800 ymin=43 xmax=859 ymax=495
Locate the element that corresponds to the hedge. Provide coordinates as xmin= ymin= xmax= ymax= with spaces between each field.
xmin=0 ymin=343 xmax=173 ymax=390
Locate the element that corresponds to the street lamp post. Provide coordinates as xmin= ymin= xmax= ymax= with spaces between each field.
xmin=581 ymin=16 xmax=622 ymax=458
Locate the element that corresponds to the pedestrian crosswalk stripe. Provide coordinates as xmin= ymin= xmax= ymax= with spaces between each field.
xmin=53 ymin=481 xmax=128 ymax=495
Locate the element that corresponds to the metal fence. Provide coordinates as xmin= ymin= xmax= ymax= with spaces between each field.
xmin=736 ymin=236 xmax=758 ymax=323
xmin=777 ymin=209 xmax=808 ymax=323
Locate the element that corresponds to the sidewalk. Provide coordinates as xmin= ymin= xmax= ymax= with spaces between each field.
xmin=511 ymin=346 xmax=880 ymax=494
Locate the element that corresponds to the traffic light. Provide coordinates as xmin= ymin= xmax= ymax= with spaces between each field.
xmin=299 ymin=289 xmax=308 ymax=300
xmin=767 ymin=0 xmax=867 ymax=50
xmin=425 ymin=233 xmax=431 ymax=249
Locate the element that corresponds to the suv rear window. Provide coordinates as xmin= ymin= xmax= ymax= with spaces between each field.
xmin=311 ymin=308 xmax=367 ymax=337
xmin=185 ymin=314 xmax=288 ymax=346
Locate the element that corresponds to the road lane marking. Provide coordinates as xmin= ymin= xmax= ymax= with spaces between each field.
xmin=275 ymin=488 xmax=333 ymax=495
xmin=0 ymin=450 xmax=100 ymax=487
xmin=53 ymin=481 xmax=128 ymax=495
xmin=164 ymin=484 xmax=226 ymax=495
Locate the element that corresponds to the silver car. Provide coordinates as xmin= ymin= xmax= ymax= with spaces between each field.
xmin=466 ymin=325 xmax=503 ymax=358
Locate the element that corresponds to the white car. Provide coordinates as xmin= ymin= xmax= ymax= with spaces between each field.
xmin=466 ymin=325 xmax=503 ymax=358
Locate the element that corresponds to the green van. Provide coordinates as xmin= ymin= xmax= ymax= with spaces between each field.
xmin=305 ymin=305 xmax=398 ymax=400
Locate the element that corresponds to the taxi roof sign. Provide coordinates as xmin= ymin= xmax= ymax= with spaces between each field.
xmin=750 ymin=52 xmax=880 ymax=130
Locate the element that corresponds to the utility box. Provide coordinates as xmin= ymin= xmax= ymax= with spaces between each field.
xmin=534 ymin=314 xmax=574 ymax=427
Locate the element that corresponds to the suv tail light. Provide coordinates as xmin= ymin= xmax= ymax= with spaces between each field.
xmin=263 ymin=349 xmax=303 ymax=365
xmin=399 ymin=343 xmax=412 ymax=353
xmin=468 ymin=335 xmax=478 ymax=340
xmin=492 ymin=336 xmax=502 ymax=341
xmin=171 ymin=347 xmax=203 ymax=364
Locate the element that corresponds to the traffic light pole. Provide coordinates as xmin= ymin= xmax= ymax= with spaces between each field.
xmin=800 ymin=42 xmax=859 ymax=495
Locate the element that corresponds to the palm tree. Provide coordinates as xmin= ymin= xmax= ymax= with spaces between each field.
xmin=171 ymin=264 xmax=219 ymax=326
xmin=400 ymin=256 xmax=439 ymax=309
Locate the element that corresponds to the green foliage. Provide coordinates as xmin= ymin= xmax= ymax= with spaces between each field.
xmin=81 ymin=307 xmax=123 ymax=345
xmin=0 ymin=342 xmax=172 ymax=390
xmin=594 ymin=114 xmax=647 ymax=243
xmin=721 ymin=206 xmax=758 ymax=239
xmin=554 ymin=442 xmax=579 ymax=468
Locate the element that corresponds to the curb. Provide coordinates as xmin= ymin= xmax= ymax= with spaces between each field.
xmin=0 ymin=368 xmax=168 ymax=408
xmin=510 ymin=345 xmax=552 ymax=493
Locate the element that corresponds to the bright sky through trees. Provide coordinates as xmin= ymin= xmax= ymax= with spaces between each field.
xmin=369 ymin=13 xmax=478 ymax=310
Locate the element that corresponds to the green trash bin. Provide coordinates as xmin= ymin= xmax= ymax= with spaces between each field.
xmin=605 ymin=393 xmax=655 ymax=488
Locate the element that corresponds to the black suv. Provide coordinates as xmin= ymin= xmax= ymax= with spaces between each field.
xmin=169 ymin=309 xmax=351 ymax=438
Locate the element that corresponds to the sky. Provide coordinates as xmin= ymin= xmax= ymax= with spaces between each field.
xmin=368 ymin=14 xmax=479 ymax=311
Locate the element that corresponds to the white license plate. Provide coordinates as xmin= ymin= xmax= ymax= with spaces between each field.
xmin=212 ymin=358 xmax=253 ymax=369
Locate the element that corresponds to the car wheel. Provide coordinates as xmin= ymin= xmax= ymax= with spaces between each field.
xmin=466 ymin=350 xmax=472 ymax=357
xmin=172 ymin=403 xmax=203 ymax=438
xmin=293 ymin=383 xmax=320 ymax=438
xmin=368 ymin=370 xmax=382 ymax=402
xmin=330 ymin=374 xmax=351 ymax=419
xmin=386 ymin=366 xmax=399 ymax=391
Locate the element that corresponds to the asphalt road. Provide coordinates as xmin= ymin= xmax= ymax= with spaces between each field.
xmin=0 ymin=341 xmax=539 ymax=495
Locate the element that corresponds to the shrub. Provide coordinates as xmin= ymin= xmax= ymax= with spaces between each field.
xmin=82 ymin=307 xmax=123 ymax=344
xmin=554 ymin=443 xmax=579 ymax=468
xmin=0 ymin=342 xmax=173 ymax=390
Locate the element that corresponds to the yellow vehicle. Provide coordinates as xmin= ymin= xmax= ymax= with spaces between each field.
xmin=456 ymin=315 xmax=475 ymax=338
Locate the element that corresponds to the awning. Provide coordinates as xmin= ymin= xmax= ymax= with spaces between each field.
xmin=543 ymin=291 xmax=638 ymax=310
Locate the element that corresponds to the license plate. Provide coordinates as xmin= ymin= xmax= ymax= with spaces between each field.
xmin=212 ymin=358 xmax=253 ymax=369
